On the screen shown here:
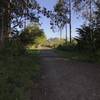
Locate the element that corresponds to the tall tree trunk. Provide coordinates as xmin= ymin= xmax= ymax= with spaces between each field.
xmin=60 ymin=28 xmax=62 ymax=40
xmin=69 ymin=0 xmax=72 ymax=43
xmin=0 ymin=1 xmax=11 ymax=48
xmin=89 ymin=0 xmax=96 ymax=51
xmin=24 ymin=0 xmax=28 ymax=29
xmin=65 ymin=24 xmax=68 ymax=42
xmin=0 ymin=11 xmax=4 ymax=48
xmin=3 ymin=0 xmax=11 ymax=44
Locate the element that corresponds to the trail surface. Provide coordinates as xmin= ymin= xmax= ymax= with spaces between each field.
xmin=39 ymin=49 xmax=100 ymax=100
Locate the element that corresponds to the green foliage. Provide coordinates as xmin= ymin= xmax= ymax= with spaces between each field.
xmin=0 ymin=48 xmax=40 ymax=100
xmin=57 ymin=40 xmax=77 ymax=51
xmin=50 ymin=0 xmax=68 ymax=31
xmin=19 ymin=23 xmax=46 ymax=47
xmin=93 ymin=3 xmax=100 ymax=49
xmin=75 ymin=26 xmax=94 ymax=51
xmin=56 ymin=38 xmax=99 ymax=62
xmin=75 ymin=25 xmax=100 ymax=52
xmin=0 ymin=39 xmax=25 ymax=56
xmin=34 ymin=35 xmax=46 ymax=47
xmin=94 ymin=28 xmax=100 ymax=49
xmin=46 ymin=38 xmax=65 ymax=48
xmin=56 ymin=49 xmax=97 ymax=63
xmin=0 ymin=36 xmax=40 ymax=100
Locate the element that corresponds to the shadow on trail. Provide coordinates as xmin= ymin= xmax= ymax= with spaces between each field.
xmin=32 ymin=48 xmax=71 ymax=61
xmin=35 ymin=47 xmax=100 ymax=100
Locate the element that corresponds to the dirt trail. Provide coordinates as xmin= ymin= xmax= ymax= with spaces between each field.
xmin=39 ymin=49 xmax=100 ymax=100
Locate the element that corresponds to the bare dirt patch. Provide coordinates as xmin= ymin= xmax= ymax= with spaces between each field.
xmin=39 ymin=49 xmax=100 ymax=100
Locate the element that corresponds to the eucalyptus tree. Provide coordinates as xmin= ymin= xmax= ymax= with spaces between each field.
xmin=73 ymin=0 xmax=100 ymax=51
xmin=50 ymin=0 xmax=69 ymax=40
xmin=93 ymin=1 xmax=100 ymax=49
xmin=0 ymin=0 xmax=41 ymax=46
xmin=68 ymin=0 xmax=72 ymax=43
xmin=72 ymin=0 xmax=94 ymax=22
xmin=94 ymin=1 xmax=100 ymax=28
xmin=0 ymin=0 xmax=10 ymax=46
xmin=72 ymin=0 xmax=97 ymax=51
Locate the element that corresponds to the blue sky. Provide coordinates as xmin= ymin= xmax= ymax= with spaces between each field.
xmin=36 ymin=0 xmax=84 ymax=39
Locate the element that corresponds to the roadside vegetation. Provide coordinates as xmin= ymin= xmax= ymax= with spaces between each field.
xmin=0 ymin=0 xmax=100 ymax=99
xmin=19 ymin=23 xmax=46 ymax=49
xmin=43 ymin=36 xmax=100 ymax=63
xmin=0 ymin=48 xmax=40 ymax=100
xmin=45 ymin=38 xmax=65 ymax=48
xmin=56 ymin=45 xmax=100 ymax=63
xmin=55 ymin=26 xmax=100 ymax=62
xmin=0 ymin=23 xmax=46 ymax=100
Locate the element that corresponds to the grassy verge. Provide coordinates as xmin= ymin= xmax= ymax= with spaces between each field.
xmin=0 ymin=49 xmax=40 ymax=100
xmin=55 ymin=49 xmax=99 ymax=63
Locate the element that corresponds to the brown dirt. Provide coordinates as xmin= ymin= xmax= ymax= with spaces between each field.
xmin=33 ymin=49 xmax=100 ymax=100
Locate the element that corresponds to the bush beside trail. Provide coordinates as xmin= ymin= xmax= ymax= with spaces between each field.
xmin=0 ymin=39 xmax=40 ymax=100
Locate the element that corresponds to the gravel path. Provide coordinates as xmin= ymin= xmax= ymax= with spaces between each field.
xmin=39 ymin=49 xmax=100 ymax=100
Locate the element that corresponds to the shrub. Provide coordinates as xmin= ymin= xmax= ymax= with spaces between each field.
xmin=0 ymin=39 xmax=25 ymax=56
xmin=57 ymin=40 xmax=77 ymax=51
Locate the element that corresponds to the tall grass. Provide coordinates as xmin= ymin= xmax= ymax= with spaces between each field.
xmin=56 ymin=41 xmax=99 ymax=63
xmin=0 ymin=40 xmax=40 ymax=100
